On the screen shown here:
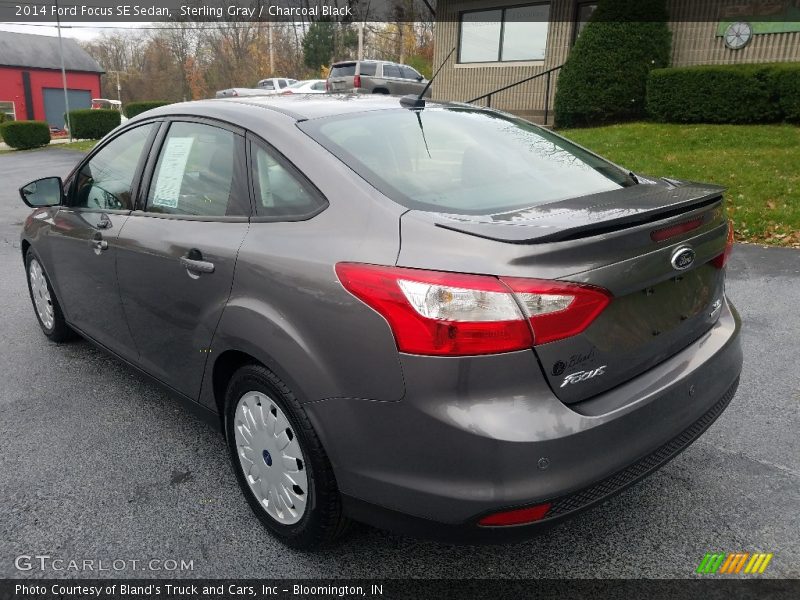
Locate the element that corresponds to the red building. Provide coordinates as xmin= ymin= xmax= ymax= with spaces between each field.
xmin=0 ymin=30 xmax=103 ymax=130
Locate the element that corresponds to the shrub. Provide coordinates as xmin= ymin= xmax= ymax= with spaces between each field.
xmin=67 ymin=109 xmax=120 ymax=139
xmin=0 ymin=120 xmax=50 ymax=149
xmin=772 ymin=64 xmax=800 ymax=122
xmin=124 ymin=101 xmax=170 ymax=119
xmin=646 ymin=65 xmax=782 ymax=124
xmin=554 ymin=0 xmax=672 ymax=128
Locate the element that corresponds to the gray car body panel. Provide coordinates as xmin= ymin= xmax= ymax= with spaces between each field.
xmin=20 ymin=96 xmax=743 ymax=536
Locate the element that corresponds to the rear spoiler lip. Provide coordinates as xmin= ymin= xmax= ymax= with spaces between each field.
xmin=426 ymin=182 xmax=726 ymax=245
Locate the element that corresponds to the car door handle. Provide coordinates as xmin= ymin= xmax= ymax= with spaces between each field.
xmin=180 ymin=255 xmax=215 ymax=274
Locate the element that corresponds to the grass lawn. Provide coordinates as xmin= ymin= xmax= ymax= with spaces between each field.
xmin=560 ymin=123 xmax=800 ymax=247
xmin=55 ymin=140 xmax=98 ymax=152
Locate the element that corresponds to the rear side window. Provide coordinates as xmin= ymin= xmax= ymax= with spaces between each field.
xmin=146 ymin=122 xmax=245 ymax=217
xmin=382 ymin=64 xmax=402 ymax=78
xmin=358 ymin=62 xmax=377 ymax=76
xmin=331 ymin=63 xmax=356 ymax=77
xmin=299 ymin=108 xmax=635 ymax=215
xmin=251 ymin=141 xmax=327 ymax=220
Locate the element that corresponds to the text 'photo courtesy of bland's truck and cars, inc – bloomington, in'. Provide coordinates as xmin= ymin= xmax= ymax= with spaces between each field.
xmin=0 ymin=0 xmax=798 ymax=598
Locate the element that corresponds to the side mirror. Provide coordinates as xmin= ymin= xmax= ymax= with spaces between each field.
xmin=417 ymin=76 xmax=424 ymax=81
xmin=19 ymin=177 xmax=63 ymax=208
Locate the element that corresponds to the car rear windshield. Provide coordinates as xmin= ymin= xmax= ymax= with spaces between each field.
xmin=331 ymin=63 xmax=356 ymax=77
xmin=299 ymin=108 xmax=635 ymax=214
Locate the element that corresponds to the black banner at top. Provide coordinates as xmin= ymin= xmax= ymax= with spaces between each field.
xmin=2 ymin=0 xmax=800 ymax=23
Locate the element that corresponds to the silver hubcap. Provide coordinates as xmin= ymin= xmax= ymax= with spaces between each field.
xmin=234 ymin=391 xmax=308 ymax=525
xmin=29 ymin=259 xmax=54 ymax=330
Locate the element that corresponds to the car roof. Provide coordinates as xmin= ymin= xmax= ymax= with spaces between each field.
xmin=152 ymin=94 xmax=459 ymax=122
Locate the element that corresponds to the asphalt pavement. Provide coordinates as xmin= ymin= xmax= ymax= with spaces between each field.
xmin=0 ymin=148 xmax=797 ymax=579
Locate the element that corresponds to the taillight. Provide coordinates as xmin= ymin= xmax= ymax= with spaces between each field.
xmin=501 ymin=278 xmax=612 ymax=345
xmin=478 ymin=503 xmax=552 ymax=527
xmin=335 ymin=264 xmax=612 ymax=356
xmin=712 ymin=221 xmax=735 ymax=269
xmin=325 ymin=80 xmax=330 ymax=92
xmin=281 ymin=90 xmax=293 ymax=95
xmin=353 ymin=75 xmax=361 ymax=89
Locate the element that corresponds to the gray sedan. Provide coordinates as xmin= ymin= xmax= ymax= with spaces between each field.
xmin=18 ymin=95 xmax=741 ymax=549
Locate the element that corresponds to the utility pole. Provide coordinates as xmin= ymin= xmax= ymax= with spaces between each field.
xmin=269 ymin=21 xmax=274 ymax=74
xmin=357 ymin=22 xmax=364 ymax=60
xmin=55 ymin=0 xmax=72 ymax=142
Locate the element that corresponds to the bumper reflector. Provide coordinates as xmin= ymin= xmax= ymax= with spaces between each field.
xmin=477 ymin=503 xmax=552 ymax=527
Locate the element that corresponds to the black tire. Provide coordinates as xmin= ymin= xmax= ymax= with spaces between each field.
xmin=372 ymin=88 xmax=390 ymax=95
xmin=224 ymin=364 xmax=349 ymax=549
xmin=24 ymin=249 xmax=75 ymax=343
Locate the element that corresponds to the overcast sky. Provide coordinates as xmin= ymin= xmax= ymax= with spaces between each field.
xmin=0 ymin=22 xmax=142 ymax=40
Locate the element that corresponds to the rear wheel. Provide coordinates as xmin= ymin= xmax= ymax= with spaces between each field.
xmin=25 ymin=250 xmax=74 ymax=343
xmin=224 ymin=364 xmax=349 ymax=548
xmin=372 ymin=88 xmax=390 ymax=95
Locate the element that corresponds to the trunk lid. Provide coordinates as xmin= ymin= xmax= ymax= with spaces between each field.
xmin=397 ymin=180 xmax=731 ymax=404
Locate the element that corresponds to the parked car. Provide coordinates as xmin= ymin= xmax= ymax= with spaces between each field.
xmin=281 ymin=79 xmax=327 ymax=95
xmin=215 ymin=88 xmax=272 ymax=98
xmin=18 ymin=95 xmax=741 ymax=549
xmin=91 ymin=98 xmax=128 ymax=123
xmin=257 ymin=78 xmax=297 ymax=93
xmin=327 ymin=60 xmax=430 ymax=96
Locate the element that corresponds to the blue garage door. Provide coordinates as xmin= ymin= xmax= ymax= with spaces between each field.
xmin=42 ymin=88 xmax=92 ymax=129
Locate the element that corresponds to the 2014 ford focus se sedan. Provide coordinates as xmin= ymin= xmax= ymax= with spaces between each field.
xmin=19 ymin=95 xmax=742 ymax=548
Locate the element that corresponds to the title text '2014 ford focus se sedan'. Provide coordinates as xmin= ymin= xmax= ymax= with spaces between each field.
xmin=19 ymin=95 xmax=742 ymax=548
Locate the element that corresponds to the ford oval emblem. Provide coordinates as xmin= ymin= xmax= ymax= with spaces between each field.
xmin=671 ymin=246 xmax=696 ymax=271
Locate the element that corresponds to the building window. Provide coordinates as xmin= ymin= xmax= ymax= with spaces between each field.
xmin=575 ymin=2 xmax=598 ymax=40
xmin=458 ymin=3 xmax=551 ymax=64
xmin=0 ymin=101 xmax=16 ymax=121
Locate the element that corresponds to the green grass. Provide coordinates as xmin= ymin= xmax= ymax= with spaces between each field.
xmin=0 ymin=139 xmax=98 ymax=154
xmin=56 ymin=139 xmax=98 ymax=152
xmin=560 ymin=123 xmax=800 ymax=247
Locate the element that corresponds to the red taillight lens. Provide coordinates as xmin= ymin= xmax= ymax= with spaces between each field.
xmin=325 ymin=80 xmax=330 ymax=92
xmin=335 ymin=264 xmax=532 ymax=356
xmin=478 ymin=503 xmax=552 ymax=527
xmin=712 ymin=221 xmax=735 ymax=269
xmin=353 ymin=75 xmax=361 ymax=89
xmin=501 ymin=278 xmax=612 ymax=345
xmin=281 ymin=90 xmax=293 ymax=95
xmin=335 ymin=264 xmax=612 ymax=355
xmin=650 ymin=217 xmax=704 ymax=242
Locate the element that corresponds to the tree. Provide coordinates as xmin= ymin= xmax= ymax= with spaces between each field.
xmin=554 ymin=0 xmax=672 ymax=128
xmin=303 ymin=20 xmax=336 ymax=72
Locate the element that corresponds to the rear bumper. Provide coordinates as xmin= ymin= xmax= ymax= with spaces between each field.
xmin=306 ymin=299 xmax=742 ymax=541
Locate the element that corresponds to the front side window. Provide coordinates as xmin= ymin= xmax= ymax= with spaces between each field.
xmin=401 ymin=66 xmax=422 ymax=80
xmin=260 ymin=80 xmax=275 ymax=90
xmin=251 ymin=142 xmax=326 ymax=219
xmin=300 ymin=108 xmax=634 ymax=215
xmin=459 ymin=3 xmax=551 ymax=63
xmin=278 ymin=79 xmax=287 ymax=88
xmin=146 ymin=122 xmax=240 ymax=217
xmin=72 ymin=123 xmax=154 ymax=210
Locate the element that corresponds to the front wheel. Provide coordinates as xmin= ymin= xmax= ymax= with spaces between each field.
xmin=25 ymin=250 xmax=75 ymax=343
xmin=224 ymin=364 xmax=349 ymax=549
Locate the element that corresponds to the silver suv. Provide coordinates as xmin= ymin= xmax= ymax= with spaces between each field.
xmin=327 ymin=60 xmax=431 ymax=96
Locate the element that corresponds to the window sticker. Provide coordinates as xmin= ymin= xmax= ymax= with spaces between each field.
xmin=152 ymin=137 xmax=195 ymax=208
